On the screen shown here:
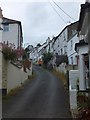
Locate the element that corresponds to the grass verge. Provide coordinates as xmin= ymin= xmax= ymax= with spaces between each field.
xmin=52 ymin=69 xmax=68 ymax=89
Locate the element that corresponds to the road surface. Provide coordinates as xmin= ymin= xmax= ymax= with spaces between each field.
xmin=3 ymin=66 xmax=72 ymax=118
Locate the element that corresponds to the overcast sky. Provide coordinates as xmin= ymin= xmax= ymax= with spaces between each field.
xmin=0 ymin=0 xmax=85 ymax=47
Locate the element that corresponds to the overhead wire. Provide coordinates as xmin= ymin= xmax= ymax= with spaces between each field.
xmin=52 ymin=0 xmax=76 ymax=21
xmin=48 ymin=0 xmax=67 ymax=24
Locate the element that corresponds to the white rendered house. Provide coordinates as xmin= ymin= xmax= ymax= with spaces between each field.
xmin=2 ymin=17 xmax=23 ymax=49
xmin=53 ymin=24 xmax=72 ymax=56
xmin=67 ymin=22 xmax=79 ymax=66
xmin=52 ymin=21 xmax=78 ymax=67
xmin=67 ymin=34 xmax=79 ymax=65
xmin=52 ymin=22 xmax=78 ymax=57
xmin=75 ymin=2 xmax=90 ymax=90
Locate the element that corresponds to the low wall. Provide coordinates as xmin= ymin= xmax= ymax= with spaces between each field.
xmin=55 ymin=64 xmax=78 ymax=73
xmin=55 ymin=63 xmax=67 ymax=74
xmin=7 ymin=62 xmax=32 ymax=93
xmin=2 ymin=56 xmax=32 ymax=94
xmin=66 ymin=65 xmax=78 ymax=71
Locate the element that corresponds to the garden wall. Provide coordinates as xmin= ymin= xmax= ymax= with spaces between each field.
xmin=2 ymin=56 xmax=32 ymax=94
xmin=55 ymin=63 xmax=67 ymax=74
xmin=66 ymin=65 xmax=78 ymax=71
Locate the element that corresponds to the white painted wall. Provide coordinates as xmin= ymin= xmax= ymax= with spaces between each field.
xmin=69 ymin=70 xmax=79 ymax=110
xmin=69 ymin=70 xmax=79 ymax=90
xmin=0 ymin=52 xmax=2 ymax=89
xmin=2 ymin=58 xmax=32 ymax=93
xmin=78 ymin=45 xmax=88 ymax=90
xmin=67 ymin=34 xmax=79 ymax=65
xmin=2 ymin=23 xmax=20 ymax=48
xmin=7 ymin=62 xmax=32 ymax=93
xmin=53 ymin=38 xmax=59 ymax=54
xmin=56 ymin=63 xmax=67 ymax=74
xmin=53 ymin=28 xmax=68 ymax=55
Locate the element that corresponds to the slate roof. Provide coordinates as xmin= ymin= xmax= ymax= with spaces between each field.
xmin=52 ymin=21 xmax=78 ymax=45
xmin=2 ymin=17 xmax=21 ymax=24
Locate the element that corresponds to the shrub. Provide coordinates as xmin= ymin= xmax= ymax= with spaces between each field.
xmin=76 ymin=109 xmax=90 ymax=120
xmin=2 ymin=45 xmax=16 ymax=60
xmin=55 ymin=54 xmax=68 ymax=67
xmin=1 ymin=42 xmax=25 ymax=61
xmin=42 ymin=52 xmax=53 ymax=68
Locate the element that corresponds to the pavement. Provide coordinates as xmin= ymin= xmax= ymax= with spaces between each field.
xmin=2 ymin=66 xmax=72 ymax=118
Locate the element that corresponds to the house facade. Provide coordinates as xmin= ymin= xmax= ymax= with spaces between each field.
xmin=52 ymin=28 xmax=68 ymax=56
xmin=52 ymin=21 xmax=78 ymax=70
xmin=67 ymin=21 xmax=79 ymax=65
xmin=2 ymin=17 xmax=23 ymax=49
xmin=29 ymin=37 xmax=54 ymax=64
xmin=67 ymin=34 xmax=79 ymax=65
xmin=75 ymin=1 xmax=90 ymax=90
xmin=30 ymin=21 xmax=79 ymax=69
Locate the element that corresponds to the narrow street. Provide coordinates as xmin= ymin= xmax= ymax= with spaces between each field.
xmin=3 ymin=66 xmax=71 ymax=118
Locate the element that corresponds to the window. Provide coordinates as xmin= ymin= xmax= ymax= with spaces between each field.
xmin=64 ymin=46 xmax=67 ymax=54
xmin=71 ymin=40 xmax=73 ymax=50
xmin=58 ymin=50 xmax=60 ymax=55
xmin=3 ymin=24 xmax=9 ymax=31
xmin=61 ymin=48 xmax=63 ymax=55
xmin=71 ymin=57 xmax=73 ymax=64
xmin=75 ymin=55 xmax=79 ymax=65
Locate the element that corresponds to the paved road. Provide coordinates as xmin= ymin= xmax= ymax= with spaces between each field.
xmin=3 ymin=66 xmax=72 ymax=118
